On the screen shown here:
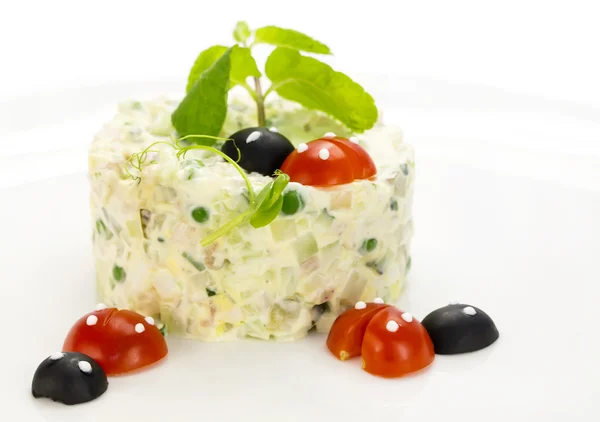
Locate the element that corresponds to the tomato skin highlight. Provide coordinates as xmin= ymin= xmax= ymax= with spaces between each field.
xmin=326 ymin=137 xmax=377 ymax=180
xmin=326 ymin=303 xmax=390 ymax=361
xmin=361 ymin=307 xmax=435 ymax=378
xmin=62 ymin=308 xmax=168 ymax=376
xmin=280 ymin=139 xmax=355 ymax=187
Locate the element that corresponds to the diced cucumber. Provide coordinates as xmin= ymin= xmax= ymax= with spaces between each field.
xmin=400 ymin=163 xmax=410 ymax=176
xmin=270 ymin=219 xmax=298 ymax=242
xmin=95 ymin=219 xmax=113 ymax=240
xmin=366 ymin=255 xmax=387 ymax=275
xmin=182 ymin=252 xmax=205 ymax=272
xmin=293 ymin=233 xmax=318 ymax=263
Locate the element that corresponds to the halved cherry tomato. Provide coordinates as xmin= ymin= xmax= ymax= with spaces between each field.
xmin=62 ymin=305 xmax=168 ymax=376
xmin=326 ymin=301 xmax=390 ymax=360
xmin=326 ymin=137 xmax=377 ymax=180
xmin=280 ymin=139 xmax=354 ymax=187
xmin=280 ymin=136 xmax=377 ymax=187
xmin=361 ymin=307 xmax=434 ymax=378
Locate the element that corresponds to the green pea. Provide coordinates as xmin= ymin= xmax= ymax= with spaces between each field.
xmin=191 ymin=207 xmax=209 ymax=224
xmin=281 ymin=191 xmax=304 ymax=215
xmin=112 ymin=265 xmax=126 ymax=282
xmin=360 ymin=238 xmax=378 ymax=253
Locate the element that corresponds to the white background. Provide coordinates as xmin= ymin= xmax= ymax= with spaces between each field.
xmin=2 ymin=0 xmax=600 ymax=105
xmin=1 ymin=1 xmax=600 ymax=420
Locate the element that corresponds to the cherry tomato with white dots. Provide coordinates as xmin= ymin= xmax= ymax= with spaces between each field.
xmin=280 ymin=135 xmax=376 ymax=187
xmin=62 ymin=305 xmax=168 ymax=376
xmin=361 ymin=306 xmax=434 ymax=378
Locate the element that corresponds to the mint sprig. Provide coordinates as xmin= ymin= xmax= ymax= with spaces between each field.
xmin=172 ymin=21 xmax=378 ymax=144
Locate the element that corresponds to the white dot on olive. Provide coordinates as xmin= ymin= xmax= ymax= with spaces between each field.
xmin=349 ymin=136 xmax=359 ymax=144
xmin=323 ymin=132 xmax=336 ymax=138
xmin=94 ymin=303 xmax=107 ymax=311
xmin=449 ymin=301 xmax=459 ymax=305
xmin=463 ymin=306 xmax=477 ymax=316
xmin=297 ymin=143 xmax=308 ymax=153
xmin=401 ymin=313 xmax=413 ymax=322
xmin=78 ymin=361 xmax=93 ymax=374
xmin=318 ymin=148 xmax=330 ymax=160
xmin=386 ymin=320 xmax=399 ymax=332
xmin=86 ymin=315 xmax=98 ymax=326
xmin=246 ymin=131 xmax=261 ymax=143
xmin=269 ymin=127 xmax=278 ymax=133
xmin=50 ymin=352 xmax=64 ymax=361
xmin=373 ymin=297 xmax=384 ymax=304
xmin=145 ymin=316 xmax=155 ymax=326
xmin=355 ymin=301 xmax=367 ymax=310
xmin=135 ymin=323 xmax=145 ymax=333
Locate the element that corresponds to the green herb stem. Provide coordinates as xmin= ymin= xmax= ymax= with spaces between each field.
xmin=253 ymin=76 xmax=266 ymax=127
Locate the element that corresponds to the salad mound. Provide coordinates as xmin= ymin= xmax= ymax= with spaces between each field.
xmin=87 ymin=22 xmax=415 ymax=341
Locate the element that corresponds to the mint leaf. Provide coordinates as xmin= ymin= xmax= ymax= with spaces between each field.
xmin=254 ymin=26 xmax=331 ymax=54
xmin=186 ymin=45 xmax=260 ymax=93
xmin=265 ymin=48 xmax=378 ymax=133
xmin=172 ymin=48 xmax=231 ymax=142
xmin=233 ymin=21 xmax=252 ymax=44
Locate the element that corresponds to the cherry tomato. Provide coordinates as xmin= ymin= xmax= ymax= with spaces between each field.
xmin=326 ymin=137 xmax=377 ymax=180
xmin=326 ymin=301 xmax=390 ymax=360
xmin=62 ymin=305 xmax=168 ymax=376
xmin=280 ymin=139 xmax=354 ymax=187
xmin=280 ymin=136 xmax=377 ymax=187
xmin=361 ymin=307 xmax=434 ymax=378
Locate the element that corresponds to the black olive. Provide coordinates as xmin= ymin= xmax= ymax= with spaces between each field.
xmin=31 ymin=352 xmax=108 ymax=405
xmin=221 ymin=127 xmax=295 ymax=176
xmin=421 ymin=303 xmax=499 ymax=355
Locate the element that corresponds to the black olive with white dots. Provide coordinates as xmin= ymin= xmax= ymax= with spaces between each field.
xmin=31 ymin=352 xmax=108 ymax=405
xmin=221 ymin=127 xmax=295 ymax=176
xmin=421 ymin=303 xmax=499 ymax=355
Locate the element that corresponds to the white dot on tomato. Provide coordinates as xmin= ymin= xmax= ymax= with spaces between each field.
xmin=323 ymin=132 xmax=336 ymax=138
xmin=355 ymin=301 xmax=367 ymax=310
xmin=94 ymin=303 xmax=107 ymax=311
xmin=386 ymin=320 xmax=399 ymax=332
xmin=144 ymin=316 xmax=155 ymax=326
xmin=373 ymin=297 xmax=384 ymax=304
xmin=297 ymin=143 xmax=308 ymax=153
xmin=86 ymin=315 xmax=98 ymax=326
xmin=78 ymin=361 xmax=93 ymax=374
xmin=135 ymin=323 xmax=145 ymax=333
xmin=349 ymin=136 xmax=359 ymax=144
xmin=318 ymin=148 xmax=330 ymax=160
xmin=401 ymin=313 xmax=413 ymax=322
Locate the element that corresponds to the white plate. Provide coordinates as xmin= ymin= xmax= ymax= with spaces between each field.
xmin=1 ymin=79 xmax=599 ymax=421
